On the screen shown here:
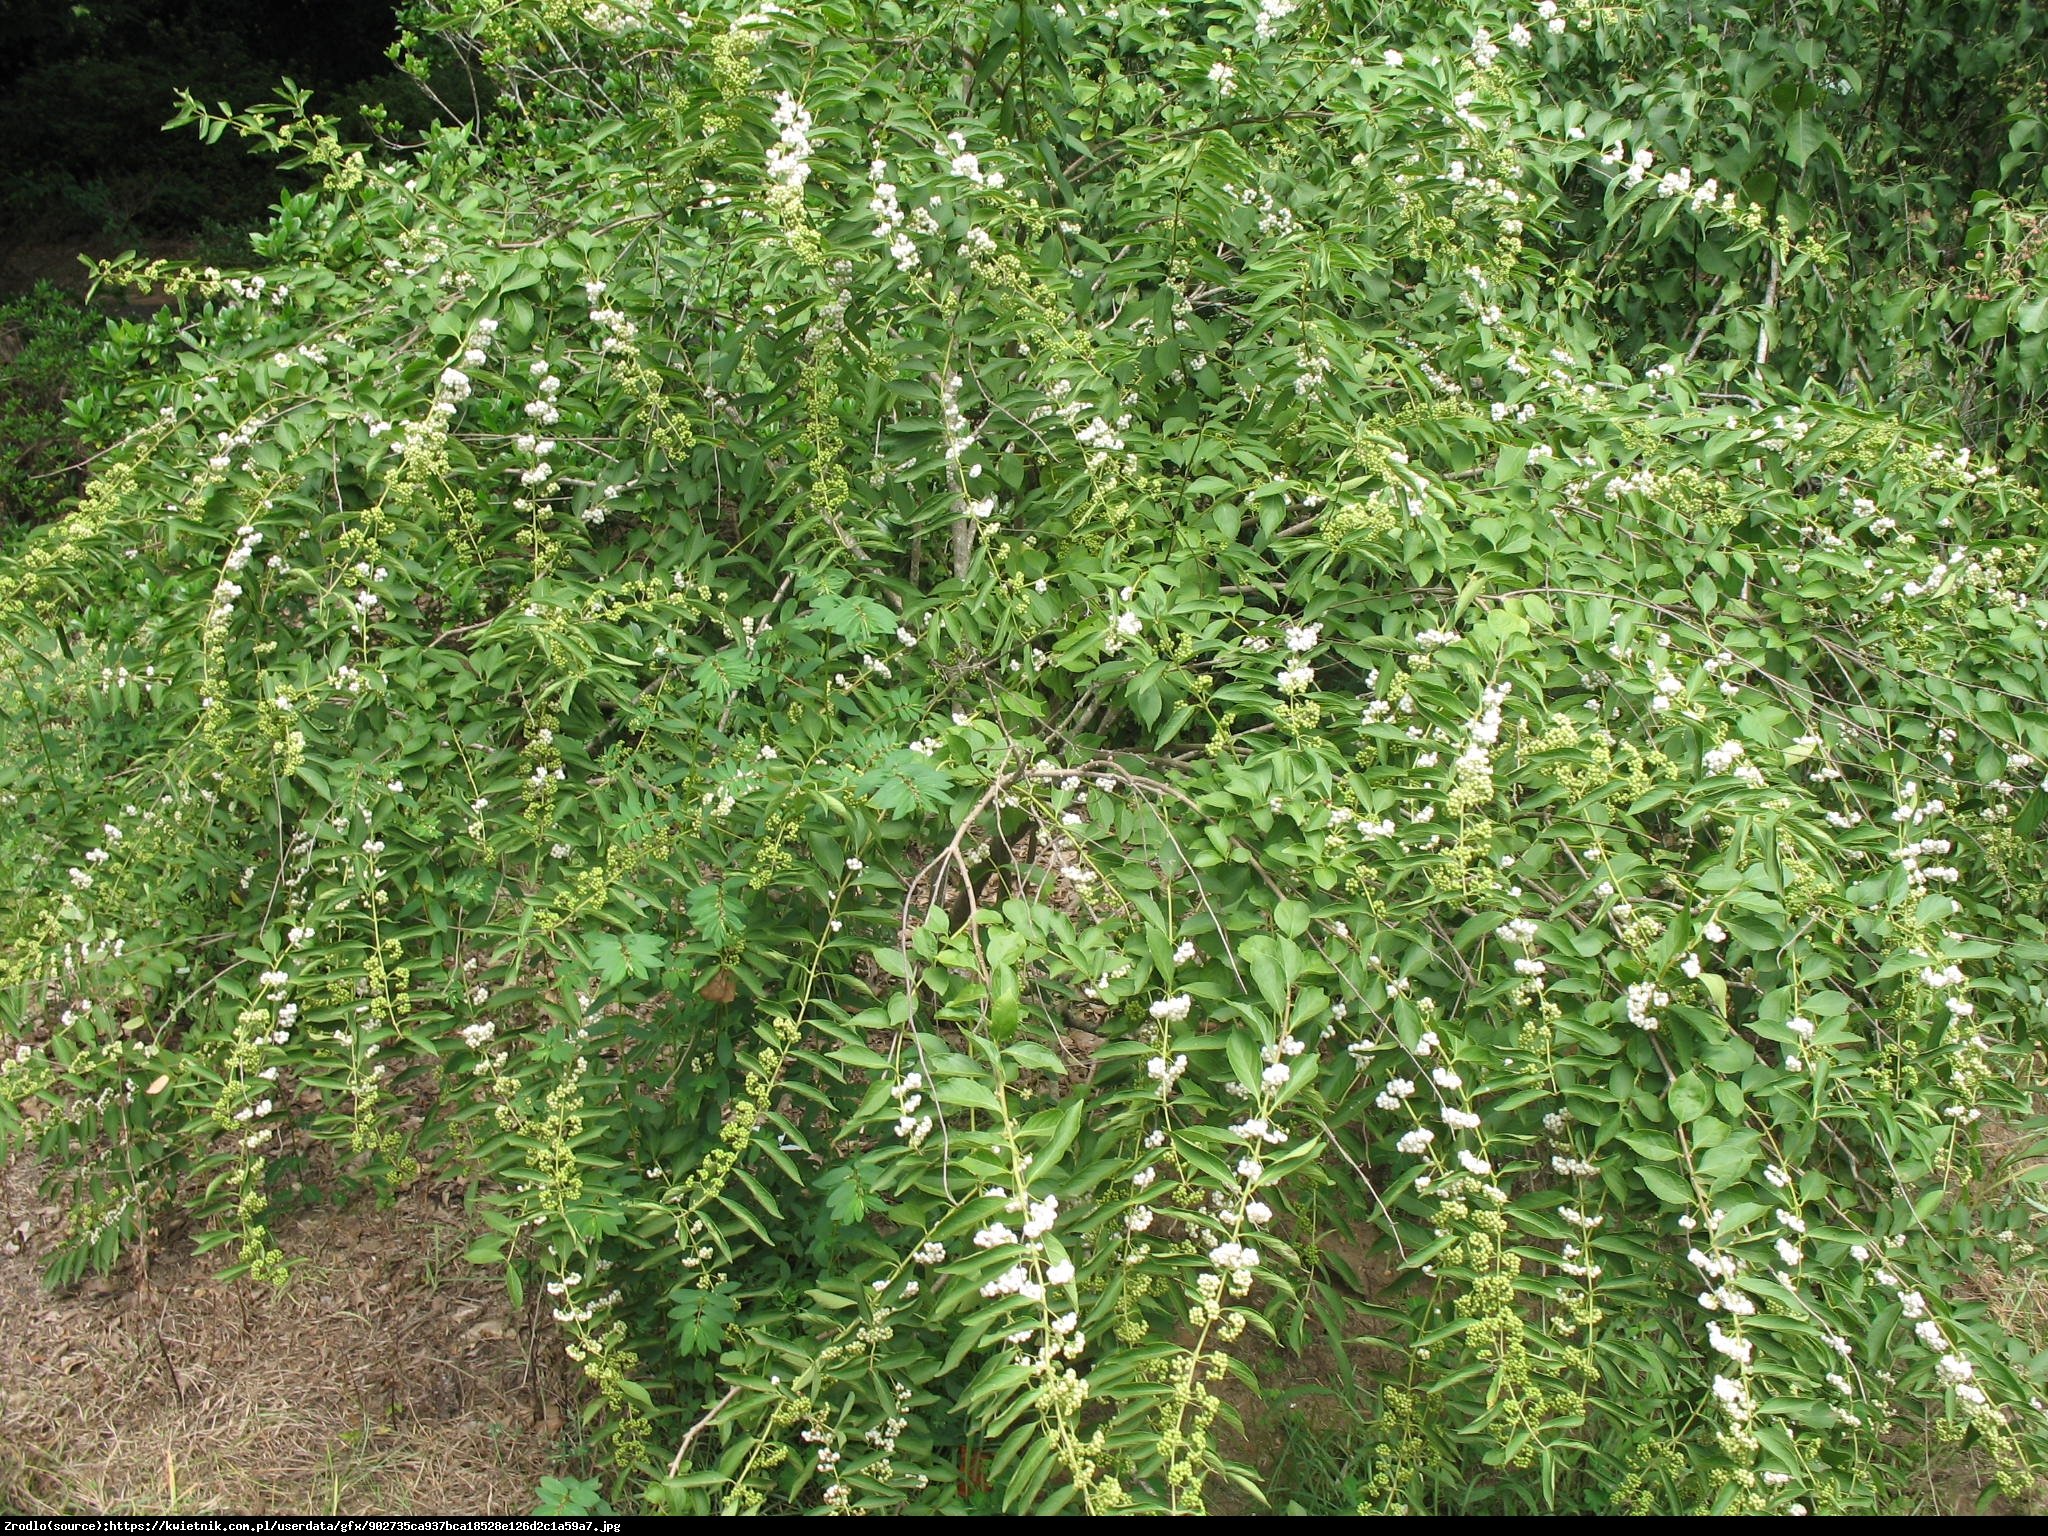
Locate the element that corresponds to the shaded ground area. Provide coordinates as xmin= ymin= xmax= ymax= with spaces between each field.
xmin=0 ymin=1159 xmax=567 ymax=1515
xmin=0 ymin=237 xmax=197 ymax=309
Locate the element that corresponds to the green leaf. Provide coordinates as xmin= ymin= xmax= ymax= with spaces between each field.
xmin=686 ymin=878 xmax=749 ymax=945
xmin=799 ymin=591 xmax=897 ymax=644
xmin=1638 ymin=1164 xmax=1694 ymax=1207
xmin=857 ymin=751 xmax=956 ymax=817
xmin=816 ymin=1164 xmax=879 ymax=1227
xmin=1697 ymin=1131 xmax=1763 ymax=1187
xmin=936 ymin=1077 xmax=1002 ymax=1113
xmin=1784 ymin=110 xmax=1830 ymax=169
xmin=1668 ymin=1072 xmax=1713 ymax=1125
xmin=667 ymin=1284 xmax=740 ymax=1357
xmin=588 ymin=929 xmax=664 ymax=987
xmin=989 ymin=964 xmax=1022 ymax=1039
xmin=1273 ymin=898 xmax=1311 ymax=938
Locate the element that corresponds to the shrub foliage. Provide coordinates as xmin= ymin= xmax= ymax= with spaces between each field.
xmin=0 ymin=283 xmax=99 ymax=532
xmin=4 ymin=0 xmax=2048 ymax=1515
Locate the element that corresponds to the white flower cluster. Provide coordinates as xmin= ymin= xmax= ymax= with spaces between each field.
xmin=1690 ymin=1245 xmax=1751 ymax=1316
xmin=1702 ymin=739 xmax=1744 ymax=775
xmin=1147 ymin=1053 xmax=1189 ymax=1095
xmin=1105 ymin=607 xmax=1143 ymax=655
xmin=1276 ymin=663 xmax=1315 ymax=695
xmin=1253 ymin=0 xmax=1296 ymax=43
xmin=1075 ymin=413 xmax=1130 ymax=458
xmin=945 ymin=130 xmax=1005 ymax=191
xmin=1259 ymin=1033 xmax=1304 ymax=1088
xmin=435 ymin=322 xmax=497 ymax=416
xmin=1862 ymin=1264 xmax=1988 ymax=1407
xmin=580 ymin=0 xmax=651 ymax=35
xmin=1219 ymin=180 xmax=1298 ymax=238
xmin=1330 ymin=805 xmax=1397 ymax=839
xmin=1891 ymin=782 xmax=1946 ymax=827
xmin=1937 ymin=1352 xmax=1981 ymax=1405
xmin=1294 ymin=348 xmax=1331 ymax=396
xmin=868 ymin=159 xmax=920 ymax=271
xmin=95 ymin=662 xmax=160 ymax=697
xmin=206 ymin=419 xmax=259 ymax=474
xmin=764 ymin=93 xmax=815 ymax=209
xmin=1625 ymin=980 xmax=1667 ymax=1031
xmin=938 ymin=372 xmax=975 ymax=465
xmin=1711 ymin=1372 xmax=1755 ymax=1425
xmin=207 ymin=524 xmax=266 ymax=633
xmin=981 ymin=1264 xmax=1046 ymax=1301
xmin=1654 ymin=164 xmax=1736 ymax=217
xmin=585 ymin=280 xmax=638 ymax=360
xmin=1446 ymin=681 xmax=1510 ymax=809
xmin=1894 ymin=836 xmax=1959 ymax=890
xmin=1208 ymin=1239 xmax=1260 ymax=1288
xmin=220 ymin=271 xmax=289 ymax=306
xmin=1149 ymin=993 xmax=1192 ymax=1023
xmin=1920 ymin=961 xmax=1966 ymax=991
xmin=1602 ymin=140 xmax=1659 ymax=186
xmin=1232 ymin=1114 xmax=1289 ymax=1147
xmin=522 ymin=357 xmax=564 ymax=430
xmin=890 ymin=1072 xmax=933 ymax=1147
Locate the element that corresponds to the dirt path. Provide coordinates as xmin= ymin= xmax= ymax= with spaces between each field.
xmin=0 ymin=1159 xmax=565 ymax=1515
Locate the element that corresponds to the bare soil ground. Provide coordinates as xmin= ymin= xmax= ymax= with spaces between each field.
xmin=0 ymin=1159 xmax=567 ymax=1515
xmin=0 ymin=237 xmax=197 ymax=310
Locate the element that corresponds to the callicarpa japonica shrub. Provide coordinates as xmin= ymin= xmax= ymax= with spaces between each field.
xmin=6 ymin=0 xmax=2048 ymax=1516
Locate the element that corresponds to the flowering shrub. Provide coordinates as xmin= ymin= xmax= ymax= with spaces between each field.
xmin=4 ymin=0 xmax=2048 ymax=1516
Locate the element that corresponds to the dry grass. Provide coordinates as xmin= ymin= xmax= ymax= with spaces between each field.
xmin=0 ymin=1159 xmax=570 ymax=1515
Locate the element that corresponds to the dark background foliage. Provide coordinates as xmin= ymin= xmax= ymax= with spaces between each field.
xmin=0 ymin=0 xmax=419 ymax=530
xmin=0 ymin=0 xmax=408 ymax=260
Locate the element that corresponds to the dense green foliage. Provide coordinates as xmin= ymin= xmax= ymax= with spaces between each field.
xmin=5 ymin=0 xmax=2048 ymax=1516
xmin=0 ymin=284 xmax=99 ymax=530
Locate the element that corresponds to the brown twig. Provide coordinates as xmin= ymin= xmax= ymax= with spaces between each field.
xmin=667 ymin=1383 xmax=744 ymax=1476
xmin=152 ymin=1314 xmax=187 ymax=1405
